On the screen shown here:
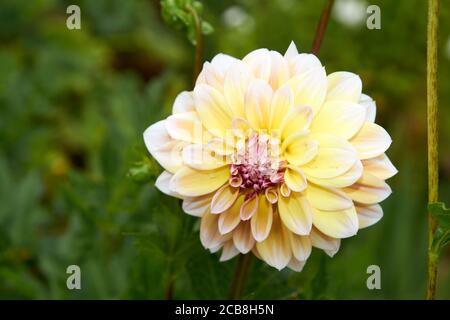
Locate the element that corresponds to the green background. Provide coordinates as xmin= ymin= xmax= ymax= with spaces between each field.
xmin=0 ymin=0 xmax=449 ymax=299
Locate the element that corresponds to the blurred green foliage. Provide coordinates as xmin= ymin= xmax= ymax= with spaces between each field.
xmin=0 ymin=0 xmax=449 ymax=299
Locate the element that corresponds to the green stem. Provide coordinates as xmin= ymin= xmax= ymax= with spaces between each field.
xmin=311 ymin=0 xmax=335 ymax=55
xmin=229 ymin=254 xmax=253 ymax=300
xmin=426 ymin=0 xmax=439 ymax=300
xmin=186 ymin=4 xmax=203 ymax=81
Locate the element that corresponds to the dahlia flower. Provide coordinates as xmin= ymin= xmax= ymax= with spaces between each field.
xmin=144 ymin=42 xmax=397 ymax=271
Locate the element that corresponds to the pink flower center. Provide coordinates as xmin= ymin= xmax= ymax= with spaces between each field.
xmin=229 ymin=133 xmax=285 ymax=194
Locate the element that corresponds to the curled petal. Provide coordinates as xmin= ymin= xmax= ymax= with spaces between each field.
xmin=362 ymin=154 xmax=398 ymax=180
xmin=251 ymin=196 xmax=273 ymax=242
xmin=200 ymin=212 xmax=228 ymax=249
xmin=218 ymin=195 xmax=245 ymax=234
xmin=284 ymin=165 xmax=307 ymax=192
xmin=182 ymin=193 xmax=214 ymax=217
xmin=344 ymin=172 xmax=392 ymax=205
xmin=220 ymin=241 xmax=240 ymax=262
xmin=233 ymin=221 xmax=255 ymax=254
xmin=211 ymin=184 xmax=240 ymax=214
xmin=155 ymin=171 xmax=183 ymax=199
xmin=240 ymin=194 xmax=259 ymax=220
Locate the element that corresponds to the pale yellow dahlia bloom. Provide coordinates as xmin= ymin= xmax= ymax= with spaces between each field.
xmin=143 ymin=42 xmax=397 ymax=271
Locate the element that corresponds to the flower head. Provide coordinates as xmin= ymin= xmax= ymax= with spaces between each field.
xmin=144 ymin=42 xmax=397 ymax=271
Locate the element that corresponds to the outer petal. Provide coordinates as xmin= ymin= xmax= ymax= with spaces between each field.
xmin=310 ymin=101 xmax=367 ymax=139
xmin=356 ymin=204 xmax=383 ymax=229
xmin=284 ymin=41 xmax=299 ymax=60
xmin=211 ymin=184 xmax=240 ymax=214
xmin=326 ymin=71 xmax=362 ymax=103
xmin=200 ymin=212 xmax=228 ymax=249
xmin=287 ymin=258 xmax=306 ymax=272
xmin=350 ymin=122 xmax=392 ymax=160
xmin=170 ymin=166 xmax=230 ymax=197
xmin=288 ymin=53 xmax=322 ymax=77
xmin=288 ymin=67 xmax=327 ymax=115
xmin=172 ymin=91 xmax=195 ymax=114
xmin=302 ymin=133 xmax=357 ymax=179
xmin=182 ymin=143 xmax=227 ymax=171
xmin=166 ymin=112 xmax=207 ymax=144
xmin=143 ymin=120 xmax=185 ymax=173
xmin=360 ymin=94 xmax=376 ymax=123
xmin=196 ymin=53 xmax=239 ymax=91
xmin=312 ymin=206 xmax=358 ymax=238
xmin=362 ymin=154 xmax=398 ymax=180
xmin=155 ymin=171 xmax=183 ymax=199
xmin=251 ymin=196 xmax=273 ymax=242
xmin=278 ymin=191 xmax=312 ymax=235
xmin=224 ymin=61 xmax=253 ymax=118
xmin=218 ymin=195 xmax=245 ymax=234
xmin=245 ymin=79 xmax=273 ymax=130
xmin=182 ymin=193 xmax=213 ymax=217
xmin=256 ymin=212 xmax=292 ymax=270
xmin=242 ymin=48 xmax=271 ymax=81
xmin=307 ymin=183 xmax=353 ymax=211
xmin=344 ymin=172 xmax=392 ymax=205
xmin=268 ymin=51 xmax=289 ymax=89
xmin=287 ymin=231 xmax=312 ymax=261
xmin=310 ymin=227 xmax=341 ymax=257
xmin=220 ymin=241 xmax=240 ymax=261
xmin=194 ymin=84 xmax=233 ymax=138
xmin=307 ymin=160 xmax=363 ymax=188
xmin=233 ymin=221 xmax=255 ymax=254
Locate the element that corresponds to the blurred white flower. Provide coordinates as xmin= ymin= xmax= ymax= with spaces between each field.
xmin=222 ymin=6 xmax=248 ymax=28
xmin=334 ymin=0 xmax=367 ymax=28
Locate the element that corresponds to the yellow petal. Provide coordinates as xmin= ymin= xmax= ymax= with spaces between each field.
xmin=288 ymin=67 xmax=327 ymax=115
xmin=256 ymin=212 xmax=292 ymax=270
xmin=155 ymin=171 xmax=183 ymax=199
xmin=362 ymin=154 xmax=398 ymax=180
xmin=200 ymin=212 xmax=228 ymax=249
xmin=224 ymin=61 xmax=253 ymax=118
xmin=287 ymin=258 xmax=306 ymax=272
xmin=172 ymin=91 xmax=195 ymax=114
xmin=194 ymin=84 xmax=233 ymax=138
xmin=251 ymin=196 xmax=273 ymax=242
xmin=284 ymin=165 xmax=307 ymax=192
xmin=196 ymin=53 xmax=238 ymax=91
xmin=269 ymin=84 xmax=294 ymax=130
xmin=233 ymin=221 xmax=255 ymax=254
xmin=326 ymin=71 xmax=362 ymax=103
xmin=268 ymin=50 xmax=289 ymax=89
xmin=350 ymin=122 xmax=392 ymax=160
xmin=312 ymin=206 xmax=358 ymax=238
xmin=343 ymin=172 xmax=392 ymax=205
xmin=170 ymin=166 xmax=230 ymax=197
xmin=278 ymin=191 xmax=312 ymax=235
xmin=280 ymin=106 xmax=313 ymax=140
xmin=242 ymin=48 xmax=271 ymax=81
xmin=218 ymin=195 xmax=245 ymax=234
xmin=283 ymin=133 xmax=318 ymax=166
xmin=143 ymin=120 xmax=186 ymax=173
xmin=219 ymin=241 xmax=240 ymax=261
xmin=245 ymin=79 xmax=273 ymax=130
xmin=356 ymin=204 xmax=383 ymax=229
xmin=307 ymin=183 xmax=353 ymax=211
xmin=287 ymin=231 xmax=312 ymax=261
xmin=211 ymin=184 xmax=239 ymax=214
xmin=310 ymin=227 xmax=341 ymax=257
xmin=182 ymin=143 xmax=227 ymax=170
xmin=306 ymin=160 xmax=363 ymax=188
xmin=311 ymin=101 xmax=367 ymax=139
xmin=302 ymin=133 xmax=357 ymax=179
xmin=182 ymin=193 xmax=213 ymax=217
xmin=240 ymin=194 xmax=259 ymax=220
xmin=166 ymin=111 xmax=208 ymax=144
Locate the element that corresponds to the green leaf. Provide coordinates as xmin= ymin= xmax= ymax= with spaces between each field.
xmin=429 ymin=202 xmax=450 ymax=251
xmin=127 ymin=157 xmax=160 ymax=183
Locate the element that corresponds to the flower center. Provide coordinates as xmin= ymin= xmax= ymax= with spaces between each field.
xmin=229 ymin=133 xmax=285 ymax=193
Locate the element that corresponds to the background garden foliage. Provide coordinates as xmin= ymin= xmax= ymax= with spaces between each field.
xmin=0 ymin=0 xmax=449 ymax=299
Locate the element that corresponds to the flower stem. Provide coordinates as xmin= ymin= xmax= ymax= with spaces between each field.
xmin=426 ymin=0 xmax=439 ymax=300
xmin=186 ymin=4 xmax=203 ymax=81
xmin=311 ymin=0 xmax=335 ymax=55
xmin=229 ymin=254 xmax=253 ymax=300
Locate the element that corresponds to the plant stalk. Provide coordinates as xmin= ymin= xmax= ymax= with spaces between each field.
xmin=311 ymin=0 xmax=335 ymax=55
xmin=229 ymin=254 xmax=253 ymax=300
xmin=186 ymin=4 xmax=203 ymax=81
xmin=426 ymin=0 xmax=439 ymax=300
